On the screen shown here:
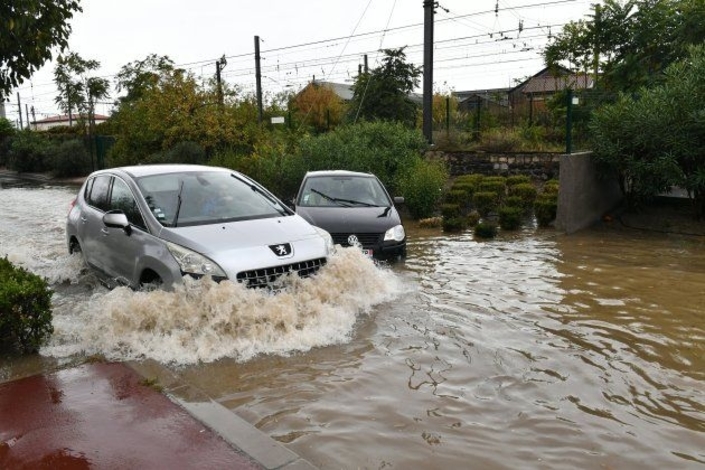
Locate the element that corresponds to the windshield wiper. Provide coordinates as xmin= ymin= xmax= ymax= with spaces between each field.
xmin=311 ymin=188 xmax=377 ymax=207
xmin=231 ymin=174 xmax=289 ymax=216
xmin=172 ymin=180 xmax=185 ymax=227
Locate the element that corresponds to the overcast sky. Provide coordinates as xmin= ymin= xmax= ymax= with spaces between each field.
xmin=6 ymin=0 xmax=598 ymax=123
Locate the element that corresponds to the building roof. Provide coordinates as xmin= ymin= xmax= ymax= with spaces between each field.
xmin=510 ymin=66 xmax=594 ymax=95
xmin=308 ymin=81 xmax=354 ymax=101
xmin=34 ymin=113 xmax=110 ymax=124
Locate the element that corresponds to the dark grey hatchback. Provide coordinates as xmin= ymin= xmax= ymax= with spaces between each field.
xmin=294 ymin=170 xmax=406 ymax=260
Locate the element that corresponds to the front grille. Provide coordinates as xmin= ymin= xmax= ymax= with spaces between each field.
xmin=331 ymin=233 xmax=382 ymax=248
xmin=236 ymin=258 xmax=327 ymax=289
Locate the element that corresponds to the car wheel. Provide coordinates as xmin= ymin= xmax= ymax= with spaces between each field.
xmin=139 ymin=270 xmax=163 ymax=291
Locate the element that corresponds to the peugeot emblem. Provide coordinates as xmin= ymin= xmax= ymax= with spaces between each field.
xmin=347 ymin=234 xmax=360 ymax=246
xmin=269 ymin=243 xmax=292 ymax=257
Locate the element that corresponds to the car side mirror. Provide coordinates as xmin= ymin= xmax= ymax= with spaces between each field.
xmin=394 ymin=196 xmax=405 ymax=205
xmin=103 ymin=211 xmax=132 ymax=235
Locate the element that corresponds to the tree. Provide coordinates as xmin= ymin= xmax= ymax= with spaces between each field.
xmin=109 ymin=58 xmax=265 ymax=166
xmin=590 ymin=44 xmax=705 ymax=216
xmin=544 ymin=0 xmax=705 ymax=92
xmin=292 ymin=83 xmax=346 ymax=132
xmin=53 ymin=52 xmax=110 ymax=128
xmin=0 ymin=0 xmax=81 ymax=98
xmin=347 ymin=48 xmax=421 ymax=126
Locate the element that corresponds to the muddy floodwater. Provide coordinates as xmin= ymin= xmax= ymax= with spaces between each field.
xmin=1 ymin=185 xmax=704 ymax=469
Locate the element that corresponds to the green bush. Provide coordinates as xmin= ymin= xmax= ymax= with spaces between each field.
xmin=7 ymin=130 xmax=49 ymax=173
xmin=0 ymin=258 xmax=53 ymax=353
xmin=474 ymin=221 xmax=498 ymax=239
xmin=535 ymin=196 xmax=558 ymax=227
xmin=543 ymin=179 xmax=560 ymax=195
xmin=396 ymin=158 xmax=449 ymax=219
xmin=445 ymin=189 xmax=467 ymax=206
xmin=510 ymin=183 xmax=538 ymax=206
xmin=479 ymin=179 xmax=507 ymax=196
xmin=147 ymin=141 xmax=207 ymax=165
xmin=441 ymin=203 xmax=461 ymax=219
xmin=442 ymin=217 xmax=467 ymax=232
xmin=454 ymin=173 xmax=484 ymax=188
xmin=506 ymin=175 xmax=531 ymax=187
xmin=298 ymin=121 xmax=428 ymax=194
xmin=473 ymin=191 xmax=499 ymax=216
xmin=467 ymin=210 xmax=481 ymax=227
xmin=504 ymin=196 xmax=524 ymax=208
xmin=498 ymin=205 xmax=523 ymax=230
xmin=50 ymin=139 xmax=92 ymax=177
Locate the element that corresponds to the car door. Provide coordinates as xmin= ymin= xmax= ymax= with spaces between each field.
xmin=79 ymin=175 xmax=112 ymax=274
xmin=102 ymin=177 xmax=151 ymax=286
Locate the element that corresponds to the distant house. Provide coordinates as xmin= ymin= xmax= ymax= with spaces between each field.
xmin=32 ymin=114 xmax=109 ymax=131
xmin=509 ymin=66 xmax=594 ymax=120
xmin=453 ymin=88 xmax=511 ymax=114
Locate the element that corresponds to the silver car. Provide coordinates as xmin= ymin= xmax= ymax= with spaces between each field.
xmin=66 ymin=164 xmax=334 ymax=289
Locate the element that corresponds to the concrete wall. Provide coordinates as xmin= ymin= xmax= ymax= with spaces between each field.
xmin=556 ymin=151 xmax=623 ymax=234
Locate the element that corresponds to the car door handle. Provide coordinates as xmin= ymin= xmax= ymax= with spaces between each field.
xmin=101 ymin=228 xmax=110 ymax=235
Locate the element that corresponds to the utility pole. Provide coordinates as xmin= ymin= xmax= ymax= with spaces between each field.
xmin=30 ymin=106 xmax=36 ymax=128
xmin=25 ymin=104 xmax=30 ymax=130
xmin=254 ymin=35 xmax=264 ymax=124
xmin=216 ymin=55 xmax=227 ymax=107
xmin=364 ymin=54 xmax=368 ymax=74
xmin=16 ymin=93 xmax=23 ymax=129
xmin=422 ymin=1 xmax=435 ymax=144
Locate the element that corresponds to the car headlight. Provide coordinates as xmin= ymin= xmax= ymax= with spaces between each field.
xmin=384 ymin=224 xmax=406 ymax=242
xmin=313 ymin=226 xmax=336 ymax=255
xmin=166 ymin=242 xmax=227 ymax=278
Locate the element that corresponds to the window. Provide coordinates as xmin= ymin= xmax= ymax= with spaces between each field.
xmin=87 ymin=176 xmax=111 ymax=212
xmin=110 ymin=178 xmax=146 ymax=230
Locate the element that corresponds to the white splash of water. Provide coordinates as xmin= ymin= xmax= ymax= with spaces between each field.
xmin=44 ymin=247 xmax=404 ymax=364
xmin=1 ymin=185 xmax=405 ymax=364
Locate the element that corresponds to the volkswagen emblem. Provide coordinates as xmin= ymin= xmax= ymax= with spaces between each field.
xmin=269 ymin=243 xmax=292 ymax=257
xmin=347 ymin=234 xmax=360 ymax=246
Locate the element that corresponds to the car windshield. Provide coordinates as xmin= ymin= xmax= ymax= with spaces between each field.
xmin=298 ymin=176 xmax=391 ymax=208
xmin=136 ymin=171 xmax=289 ymax=227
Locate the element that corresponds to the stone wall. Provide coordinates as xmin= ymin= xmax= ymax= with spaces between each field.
xmin=429 ymin=151 xmax=561 ymax=180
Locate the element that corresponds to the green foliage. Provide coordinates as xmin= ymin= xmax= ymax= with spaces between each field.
xmin=1 ymin=0 xmax=81 ymax=96
xmin=442 ymin=217 xmax=467 ymax=232
xmin=455 ymin=173 xmax=484 ymax=187
xmin=0 ymin=257 xmax=53 ymax=353
xmin=145 ymin=141 xmax=207 ymax=165
xmin=498 ymin=205 xmax=524 ymax=230
xmin=479 ymin=179 xmax=506 ymax=196
xmin=472 ymin=191 xmax=499 ymax=216
xmin=297 ymin=121 xmax=428 ymax=193
xmin=396 ymin=158 xmax=449 ymax=219
xmin=51 ymin=139 xmax=91 ymax=177
xmin=467 ymin=210 xmax=481 ymax=226
xmin=590 ymin=45 xmax=705 ymax=214
xmin=348 ymin=48 xmax=421 ymax=126
xmin=441 ymin=203 xmax=461 ymax=219
xmin=0 ymin=118 xmax=15 ymax=166
xmin=544 ymin=0 xmax=705 ymax=92
xmin=474 ymin=221 xmax=498 ymax=239
xmin=445 ymin=189 xmax=467 ymax=206
xmin=504 ymin=196 xmax=524 ymax=208
xmin=535 ymin=196 xmax=558 ymax=227
xmin=506 ymin=174 xmax=531 ymax=187
xmin=7 ymin=130 xmax=49 ymax=172
xmin=509 ymin=183 xmax=537 ymax=206
xmin=543 ymin=179 xmax=560 ymax=195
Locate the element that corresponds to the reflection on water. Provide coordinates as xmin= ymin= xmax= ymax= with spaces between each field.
xmin=1 ymin=186 xmax=705 ymax=469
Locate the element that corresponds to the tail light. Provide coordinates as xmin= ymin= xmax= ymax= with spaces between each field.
xmin=68 ymin=198 xmax=77 ymax=214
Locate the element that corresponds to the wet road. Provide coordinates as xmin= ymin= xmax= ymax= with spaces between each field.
xmin=1 ymin=186 xmax=704 ymax=469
